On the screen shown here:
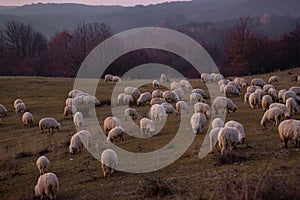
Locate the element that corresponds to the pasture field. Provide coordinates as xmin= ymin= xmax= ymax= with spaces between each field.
xmin=1 ymin=68 xmax=300 ymax=200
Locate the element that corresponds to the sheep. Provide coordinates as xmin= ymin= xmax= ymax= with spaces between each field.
xmin=225 ymin=120 xmax=246 ymax=144
xmin=63 ymin=105 xmax=77 ymax=119
xmin=283 ymin=91 xmax=300 ymax=103
xmin=212 ymin=73 xmax=224 ymax=82
xmin=286 ymin=97 xmax=299 ymax=116
xmin=233 ymin=77 xmax=247 ymax=89
xmin=218 ymin=79 xmax=230 ymax=86
xmin=297 ymin=76 xmax=300 ymax=85
xmin=161 ymin=102 xmax=179 ymax=116
xmin=160 ymin=73 xmax=167 ymax=83
xmin=65 ymin=98 xmax=73 ymax=106
xmin=263 ymin=84 xmax=275 ymax=92
xmin=218 ymin=127 xmax=239 ymax=156
xmin=228 ymin=81 xmax=241 ymax=92
xmin=172 ymin=88 xmax=184 ymax=100
xmin=278 ymin=89 xmax=287 ymax=103
xmin=117 ymin=93 xmax=126 ymax=106
xmin=244 ymin=92 xmax=251 ymax=105
xmin=101 ymin=149 xmax=118 ymax=178
xmin=254 ymin=88 xmax=265 ymax=100
xmin=124 ymin=87 xmax=140 ymax=101
xmin=73 ymin=96 xmax=84 ymax=107
xmin=107 ymin=127 xmax=124 ymax=143
xmin=0 ymin=104 xmax=7 ymax=116
xmin=190 ymin=112 xmax=207 ymax=134
xmin=150 ymin=97 xmax=167 ymax=106
xmin=163 ymin=90 xmax=179 ymax=103
xmin=261 ymin=95 xmax=273 ymax=111
xmin=150 ymin=104 xmax=167 ymax=122
xmin=269 ymin=103 xmax=291 ymax=119
xmin=260 ymin=107 xmax=284 ymax=127
xmin=249 ymin=92 xmax=261 ymax=109
xmin=212 ymin=118 xmax=224 ymax=129
xmin=151 ymin=90 xmax=163 ymax=98
xmin=268 ymin=88 xmax=278 ymax=102
xmin=152 ymin=80 xmax=160 ymax=89
xmin=212 ymin=96 xmax=237 ymax=114
xmin=278 ymin=119 xmax=300 ymax=148
xmin=22 ymin=112 xmax=34 ymax=127
xmin=83 ymin=95 xmax=100 ymax=107
xmin=210 ymin=127 xmax=222 ymax=154
xmin=219 ymin=84 xmax=226 ymax=94
xmin=246 ymin=85 xmax=261 ymax=93
xmin=103 ymin=116 xmax=121 ymax=135
xmin=104 ymin=74 xmax=114 ymax=84
xmin=34 ymin=172 xmax=59 ymax=200
xmin=251 ymin=78 xmax=266 ymax=87
xmin=15 ymin=102 xmax=26 ymax=113
xmin=137 ymin=92 xmax=152 ymax=106
xmin=190 ymin=93 xmax=204 ymax=104
xmin=171 ymin=81 xmax=182 ymax=90
xmin=39 ymin=118 xmax=61 ymax=133
xmin=194 ymin=102 xmax=211 ymax=118
xmin=123 ymin=95 xmax=134 ymax=106
xmin=224 ymin=85 xmax=240 ymax=96
xmin=200 ymin=73 xmax=212 ymax=83
xmin=179 ymin=80 xmax=192 ymax=91
xmin=69 ymin=130 xmax=91 ymax=154
xmin=13 ymin=99 xmax=23 ymax=109
xmin=124 ymin=108 xmax=138 ymax=121
xmin=268 ymin=75 xmax=279 ymax=84
xmin=192 ymin=88 xmax=207 ymax=99
xmin=73 ymin=112 xmax=83 ymax=128
xmin=176 ymin=101 xmax=189 ymax=114
xmin=288 ymin=86 xmax=300 ymax=95
xmin=112 ymin=75 xmax=121 ymax=83
xmin=68 ymin=89 xmax=82 ymax=98
xmin=140 ymin=118 xmax=156 ymax=137
xmin=36 ymin=156 xmax=50 ymax=175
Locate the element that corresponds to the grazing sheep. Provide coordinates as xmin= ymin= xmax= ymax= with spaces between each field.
xmin=107 ymin=127 xmax=124 ymax=143
xmin=218 ymin=127 xmax=239 ymax=156
xmin=283 ymin=91 xmax=300 ymax=104
xmin=124 ymin=87 xmax=140 ymax=101
xmin=117 ymin=93 xmax=126 ymax=106
xmin=151 ymin=90 xmax=164 ymax=99
xmin=251 ymin=78 xmax=266 ymax=87
xmin=190 ymin=112 xmax=207 ymax=134
xmin=210 ymin=127 xmax=222 ymax=153
xmin=22 ymin=112 xmax=34 ymax=127
xmin=140 ymin=118 xmax=156 ymax=137
xmin=104 ymin=74 xmax=114 ymax=83
xmin=200 ymin=73 xmax=212 ymax=83
xmin=68 ymin=89 xmax=83 ymax=98
xmin=34 ymin=172 xmax=59 ymax=200
xmin=176 ymin=101 xmax=189 ymax=114
xmin=123 ymin=95 xmax=134 ymax=106
xmin=286 ymin=97 xmax=299 ymax=116
xmin=15 ymin=102 xmax=26 ymax=113
xmin=65 ymin=98 xmax=73 ymax=106
xmin=228 ymin=81 xmax=241 ymax=91
xmin=269 ymin=103 xmax=291 ymax=119
xmin=101 ymin=149 xmax=118 ymax=178
xmin=278 ymin=89 xmax=287 ymax=103
xmin=225 ymin=120 xmax=246 ymax=144
xmin=69 ymin=130 xmax=91 ymax=154
xmin=255 ymin=88 xmax=265 ymax=100
xmin=36 ymin=156 xmax=50 ymax=175
xmin=161 ymin=102 xmax=179 ymax=116
xmin=163 ymin=90 xmax=179 ymax=103
xmin=13 ymin=99 xmax=23 ymax=109
xmin=124 ymin=108 xmax=138 ymax=121
xmin=39 ymin=118 xmax=61 ymax=133
xmin=150 ymin=104 xmax=167 ymax=122
xmin=278 ymin=119 xmax=300 ymax=148
xmin=288 ymin=86 xmax=300 ymax=95
xmin=73 ymin=96 xmax=84 ymax=107
xmin=268 ymin=88 xmax=278 ymax=102
xmin=150 ymin=97 xmax=167 ymax=106
xmin=192 ymin=88 xmax=207 ymax=99
xmin=179 ymin=80 xmax=192 ymax=91
xmin=263 ymin=84 xmax=275 ymax=92
xmin=194 ymin=102 xmax=211 ymax=118
xmin=137 ymin=92 xmax=152 ymax=106
xmin=212 ymin=73 xmax=224 ymax=82
xmin=160 ymin=73 xmax=167 ymax=83
xmin=260 ymin=107 xmax=284 ymax=127
xmin=0 ymin=104 xmax=7 ymax=116
xmin=73 ymin=112 xmax=83 ymax=128
xmin=63 ymin=105 xmax=77 ymax=119
xmin=212 ymin=96 xmax=237 ymax=114
xmin=172 ymin=88 xmax=184 ymax=100
xmin=233 ymin=77 xmax=247 ymax=89
xmin=170 ymin=81 xmax=182 ymax=90
xmin=268 ymin=75 xmax=279 ymax=84
xmin=249 ymin=92 xmax=260 ymax=109
xmin=244 ymin=92 xmax=251 ymax=105
xmin=152 ymin=80 xmax=160 ymax=89
xmin=212 ymin=118 xmax=224 ymax=129
xmin=103 ymin=116 xmax=121 ymax=135
xmin=246 ymin=85 xmax=261 ymax=93
xmin=83 ymin=95 xmax=100 ymax=107
xmin=190 ymin=93 xmax=204 ymax=104
xmin=112 ymin=75 xmax=121 ymax=83
xmin=224 ymin=85 xmax=240 ymax=96
xmin=261 ymin=95 xmax=273 ymax=111
xmin=218 ymin=79 xmax=230 ymax=86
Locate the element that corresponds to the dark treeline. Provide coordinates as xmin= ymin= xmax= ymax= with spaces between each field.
xmin=0 ymin=17 xmax=299 ymax=78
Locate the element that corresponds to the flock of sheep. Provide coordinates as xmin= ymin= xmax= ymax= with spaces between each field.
xmin=1 ymin=71 xmax=300 ymax=199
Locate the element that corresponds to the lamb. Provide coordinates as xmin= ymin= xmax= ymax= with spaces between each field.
xmin=112 ymin=75 xmax=121 ymax=83
xmin=179 ymin=80 xmax=192 ymax=91
xmin=261 ymin=95 xmax=273 ymax=111
xmin=210 ymin=127 xmax=222 ymax=153
xmin=212 ymin=96 xmax=237 ymax=114
xmin=101 ymin=149 xmax=118 ymax=178
xmin=103 ymin=116 xmax=121 ymax=135
xmin=73 ymin=112 xmax=83 ymax=128
xmin=140 ymin=118 xmax=156 ymax=137
xmin=288 ymin=86 xmax=300 ymax=95
xmin=212 ymin=118 xmax=224 ymax=129
xmin=286 ymin=97 xmax=299 ymax=116
xmin=107 ymin=127 xmax=124 ymax=143
xmin=176 ymin=101 xmax=189 ymax=114
xmin=260 ymin=107 xmax=284 ymax=127
xmin=150 ymin=104 xmax=167 ymax=122
xmin=137 ymin=92 xmax=152 ymax=106
xmin=34 ymin=172 xmax=59 ymax=200
xmin=15 ymin=102 xmax=26 ymax=113
xmin=269 ymin=103 xmax=291 ymax=119
xmin=36 ymin=156 xmax=50 ymax=175
xmin=22 ymin=112 xmax=34 ymax=127
xmin=283 ymin=91 xmax=300 ymax=103
xmin=218 ymin=127 xmax=239 ymax=156
xmin=224 ymin=85 xmax=240 ymax=96
xmin=160 ymin=73 xmax=167 ymax=83
xmin=190 ymin=93 xmax=204 ymax=104
xmin=278 ymin=119 xmax=300 ymax=148
xmin=123 ymin=94 xmax=134 ymax=106
xmin=152 ymin=90 xmax=164 ymax=98
xmin=152 ymin=80 xmax=160 ymax=88
xmin=161 ymin=102 xmax=179 ymax=116
xmin=69 ymin=130 xmax=91 ymax=154
xmin=163 ymin=90 xmax=179 ymax=103
xmin=0 ymin=104 xmax=7 ymax=116
xmin=192 ymin=88 xmax=207 ymax=99
xmin=190 ymin=112 xmax=207 ymax=134
xmin=249 ymin=92 xmax=260 ymax=109
xmin=150 ymin=97 xmax=167 ymax=106
xmin=278 ymin=89 xmax=287 ymax=103
xmin=194 ymin=102 xmax=211 ymax=118
xmin=63 ymin=105 xmax=77 ymax=119
xmin=268 ymin=75 xmax=279 ymax=84
xmin=39 ymin=118 xmax=61 ymax=133
xmin=13 ymin=99 xmax=23 ymax=109
xmin=124 ymin=108 xmax=138 ymax=121
xmin=251 ymin=78 xmax=266 ymax=87
xmin=104 ymin=74 xmax=114 ymax=84
xmin=225 ymin=120 xmax=246 ymax=144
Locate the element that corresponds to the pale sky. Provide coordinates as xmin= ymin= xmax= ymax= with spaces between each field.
xmin=0 ymin=0 xmax=191 ymax=6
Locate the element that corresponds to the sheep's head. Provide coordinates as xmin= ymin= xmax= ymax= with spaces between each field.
xmin=56 ymin=123 xmax=61 ymax=131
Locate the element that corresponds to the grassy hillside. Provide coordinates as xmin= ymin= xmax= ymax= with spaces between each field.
xmin=0 ymin=68 xmax=300 ymax=199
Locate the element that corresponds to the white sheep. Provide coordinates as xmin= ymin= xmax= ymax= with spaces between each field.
xmin=107 ymin=127 xmax=124 ymax=143
xmin=200 ymin=73 xmax=212 ymax=83
xmin=163 ymin=90 xmax=179 ymax=103
xmin=124 ymin=108 xmax=138 ymax=121
xmin=212 ymin=118 xmax=224 ymax=129
xmin=170 ymin=81 xmax=182 ymax=90
xmin=0 ymin=104 xmax=7 ymax=116
xmin=117 ymin=93 xmax=126 ymax=106
xmin=269 ymin=103 xmax=291 ymax=119
xmin=218 ymin=79 xmax=230 ymax=86
xmin=190 ymin=112 xmax=207 ymax=134
xmin=263 ymin=84 xmax=275 ymax=92
xmin=152 ymin=90 xmax=164 ymax=98
xmin=192 ymin=88 xmax=207 ymax=99
xmin=124 ymin=87 xmax=140 ymax=101
xmin=278 ymin=89 xmax=287 ymax=103
xmin=123 ymin=94 xmax=134 ymax=106
xmin=63 ymin=105 xmax=77 ymax=119
xmin=254 ymin=88 xmax=265 ymax=100
xmin=65 ymin=98 xmax=73 ymax=106
xmin=68 ymin=89 xmax=82 ymax=98
xmin=233 ymin=77 xmax=247 ymax=89
xmin=161 ymin=102 xmax=179 ymax=116
xmin=212 ymin=96 xmax=237 ymax=114
xmin=244 ymin=92 xmax=251 ymax=105
xmin=268 ymin=88 xmax=278 ymax=102
xmin=194 ymin=102 xmax=211 ymax=118
xmin=39 ymin=118 xmax=61 ymax=133
xmin=210 ymin=127 xmax=222 ymax=154
xmin=101 ymin=149 xmax=118 ymax=178
xmin=261 ymin=95 xmax=273 ymax=111
xmin=228 ymin=81 xmax=241 ymax=92
xmin=278 ymin=119 xmax=300 ymax=148
xmin=160 ymin=73 xmax=167 ymax=83
xmin=103 ymin=116 xmax=121 ymax=135
xmin=251 ymin=78 xmax=266 ymax=87
xmin=22 ymin=112 xmax=34 ymax=127
xmin=150 ymin=97 xmax=167 ymax=106
xmin=13 ymin=99 xmax=23 ymax=109
xmin=112 ymin=75 xmax=121 ymax=83
xmin=283 ymin=91 xmax=300 ymax=103
xmin=288 ymin=86 xmax=300 ymax=95
xmin=152 ymin=80 xmax=160 ymax=89
xmin=34 ymin=172 xmax=59 ymax=200
xmin=179 ymin=80 xmax=192 ymax=91
xmin=212 ymin=73 xmax=224 ymax=82
xmin=225 ymin=120 xmax=246 ymax=144
xmin=150 ymin=104 xmax=167 ymax=122
xmin=224 ymin=85 xmax=240 ymax=96
xmin=137 ymin=92 xmax=152 ymax=106
xmin=83 ymin=95 xmax=100 ymax=107
xmin=286 ymin=97 xmax=299 ymax=116
xmin=69 ymin=130 xmax=91 ymax=154
xmin=246 ymin=85 xmax=261 ymax=93
xmin=15 ymin=102 xmax=26 ymax=113
xmin=176 ymin=101 xmax=189 ymax=114
xmin=260 ymin=107 xmax=284 ymax=127
xmin=268 ymin=75 xmax=279 ymax=84
xmin=104 ymin=74 xmax=114 ymax=83
xmin=249 ymin=92 xmax=261 ymax=109
xmin=73 ymin=112 xmax=83 ymax=128
xmin=172 ymin=88 xmax=184 ymax=100
xmin=140 ymin=118 xmax=156 ymax=137
xmin=218 ymin=127 xmax=239 ymax=156
xmin=190 ymin=93 xmax=204 ymax=104
xmin=36 ymin=156 xmax=50 ymax=175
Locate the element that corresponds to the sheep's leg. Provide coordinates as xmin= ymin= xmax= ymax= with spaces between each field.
xmin=295 ymin=140 xmax=299 ymax=148
xmin=284 ymin=138 xmax=288 ymax=148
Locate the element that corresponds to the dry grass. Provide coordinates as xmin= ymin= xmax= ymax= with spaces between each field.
xmin=0 ymin=69 xmax=300 ymax=199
